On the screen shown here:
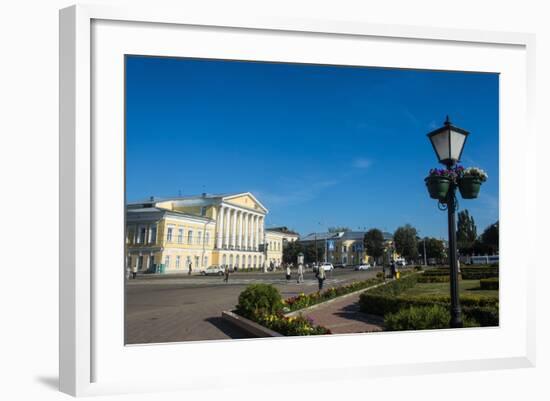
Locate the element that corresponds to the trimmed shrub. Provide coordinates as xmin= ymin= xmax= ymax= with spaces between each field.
xmin=385 ymin=305 xmax=450 ymax=331
xmin=236 ymin=284 xmax=283 ymax=319
xmin=359 ymin=287 xmax=499 ymax=327
xmin=461 ymin=266 xmax=498 ymax=280
xmin=417 ymin=275 xmax=450 ymax=283
xmin=480 ymin=278 xmax=499 ymax=290
xmin=423 ymin=268 xmax=450 ymax=277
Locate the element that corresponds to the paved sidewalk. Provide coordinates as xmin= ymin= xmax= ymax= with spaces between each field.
xmin=302 ymin=293 xmax=385 ymax=334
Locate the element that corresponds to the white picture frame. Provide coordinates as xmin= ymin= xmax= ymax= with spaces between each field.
xmin=59 ymin=4 xmax=536 ymax=397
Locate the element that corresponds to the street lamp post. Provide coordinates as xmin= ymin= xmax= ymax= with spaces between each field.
xmin=427 ymin=116 xmax=469 ymax=328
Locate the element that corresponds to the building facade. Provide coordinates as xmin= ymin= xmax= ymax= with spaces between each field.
xmin=299 ymin=230 xmax=397 ymax=266
xmin=126 ymin=192 xmax=285 ymax=273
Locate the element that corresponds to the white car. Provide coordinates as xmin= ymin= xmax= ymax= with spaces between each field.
xmin=319 ymin=262 xmax=334 ymax=272
xmin=355 ymin=264 xmax=371 ymax=271
xmin=200 ymin=265 xmax=225 ymax=276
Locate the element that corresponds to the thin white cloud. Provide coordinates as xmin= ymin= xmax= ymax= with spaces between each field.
xmin=252 ymin=179 xmax=339 ymax=207
xmin=353 ymin=158 xmax=373 ymax=169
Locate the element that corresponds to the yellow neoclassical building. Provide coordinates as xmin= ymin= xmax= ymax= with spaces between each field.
xmin=126 ymin=192 xmax=290 ymax=273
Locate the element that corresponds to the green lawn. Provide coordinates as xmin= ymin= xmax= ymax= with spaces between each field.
xmin=401 ymin=279 xmax=499 ymax=299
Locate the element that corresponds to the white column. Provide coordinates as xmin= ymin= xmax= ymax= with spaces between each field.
xmin=253 ymin=215 xmax=258 ymax=250
xmin=238 ymin=211 xmax=243 ymax=249
xmin=224 ymin=208 xmax=231 ymax=248
xmin=244 ymin=213 xmax=249 ymax=250
xmin=231 ymin=208 xmax=237 ymax=249
xmin=260 ymin=216 xmax=265 ymax=246
xmin=217 ymin=206 xmax=224 ymax=249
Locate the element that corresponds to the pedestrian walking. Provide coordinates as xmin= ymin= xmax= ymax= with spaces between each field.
xmin=297 ymin=263 xmax=304 ymax=284
xmin=131 ymin=264 xmax=138 ymax=279
xmin=285 ymin=265 xmax=291 ymax=281
xmin=223 ymin=265 xmax=230 ymax=283
xmin=316 ymin=265 xmax=326 ymax=291
xmin=188 ymin=261 xmax=192 ymax=275
xmin=390 ymin=260 xmax=397 ymax=279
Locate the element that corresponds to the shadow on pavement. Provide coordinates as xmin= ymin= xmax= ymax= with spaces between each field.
xmin=205 ymin=317 xmax=255 ymax=339
xmin=332 ymin=302 xmax=385 ymax=329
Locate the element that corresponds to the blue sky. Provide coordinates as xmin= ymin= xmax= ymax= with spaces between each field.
xmin=126 ymin=55 xmax=499 ymax=239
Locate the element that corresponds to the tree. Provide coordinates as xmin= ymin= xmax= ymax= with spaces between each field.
xmin=457 ymin=209 xmax=477 ymax=255
xmin=282 ymin=241 xmax=303 ymax=264
xmin=418 ymin=237 xmax=446 ymax=261
xmin=364 ymin=229 xmax=385 ymax=266
xmin=393 ymin=224 xmax=419 ymax=262
xmin=328 ymin=226 xmax=350 ymax=233
xmin=480 ymin=221 xmax=499 ymax=254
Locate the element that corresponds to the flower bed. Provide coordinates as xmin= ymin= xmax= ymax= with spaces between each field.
xmin=283 ymin=277 xmax=385 ymax=312
xmin=252 ymin=311 xmax=331 ymax=336
xmin=235 ymin=283 xmax=331 ymax=336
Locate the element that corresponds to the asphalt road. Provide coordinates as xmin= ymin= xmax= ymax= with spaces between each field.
xmin=125 ymin=267 xmax=382 ymax=344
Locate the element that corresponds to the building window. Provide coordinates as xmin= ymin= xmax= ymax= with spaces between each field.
xmin=253 ymin=256 xmax=257 ymax=268
xmin=165 ymin=255 xmax=170 ymax=268
xmin=177 ymin=228 xmax=183 ymax=243
xmin=149 ymin=255 xmax=155 ymax=269
xmin=235 ymin=255 xmax=240 ymax=268
xmin=229 ymin=255 xmax=234 ymax=268
xmin=186 ymin=256 xmax=191 ymax=269
xmin=343 ymin=245 xmax=347 ymax=253
xmin=204 ymin=255 xmax=208 ymax=267
xmin=248 ymin=255 xmax=252 ymax=268
xmin=138 ymin=255 xmax=144 ymax=270
xmin=167 ymin=227 xmax=173 ymax=242
xmin=205 ymin=232 xmax=210 ymax=245
xmin=150 ymin=225 xmax=157 ymax=243
xmin=200 ymin=206 xmax=207 ymax=216
xmin=195 ymin=256 xmax=200 ymax=268
xmin=176 ymin=256 xmax=180 ymax=269
xmin=188 ymin=230 xmax=193 ymax=244
xmin=137 ymin=226 xmax=146 ymax=244
xmin=197 ymin=231 xmax=202 ymax=245
xmin=126 ymin=226 xmax=133 ymax=244
xmin=222 ymin=254 xmax=227 ymax=266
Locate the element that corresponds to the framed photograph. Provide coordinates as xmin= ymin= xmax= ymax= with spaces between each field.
xmin=60 ymin=4 xmax=536 ymax=397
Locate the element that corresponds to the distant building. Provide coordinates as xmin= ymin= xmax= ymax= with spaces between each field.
xmin=126 ymin=192 xmax=287 ymax=273
xmin=299 ymin=230 xmax=397 ymax=265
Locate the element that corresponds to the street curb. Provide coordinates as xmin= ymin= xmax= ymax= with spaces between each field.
xmin=221 ymin=310 xmax=283 ymax=337
xmin=285 ymin=270 xmax=425 ymax=317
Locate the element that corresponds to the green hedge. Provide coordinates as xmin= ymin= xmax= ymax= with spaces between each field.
xmin=385 ymin=305 xmax=481 ymax=330
xmin=422 ymin=268 xmax=450 ymax=277
xmin=359 ymin=276 xmax=499 ymax=327
xmin=480 ymin=278 xmax=499 ymax=290
xmin=417 ymin=275 xmax=450 ymax=283
xmin=461 ymin=266 xmax=499 ymax=280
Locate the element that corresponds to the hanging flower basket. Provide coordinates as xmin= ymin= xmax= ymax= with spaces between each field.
xmin=457 ymin=167 xmax=488 ymax=199
xmin=458 ymin=176 xmax=482 ymax=199
xmin=425 ymin=175 xmax=451 ymax=201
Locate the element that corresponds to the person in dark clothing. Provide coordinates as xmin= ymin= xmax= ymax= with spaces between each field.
xmin=316 ymin=266 xmax=326 ymax=291
xmin=390 ymin=260 xmax=397 ymax=279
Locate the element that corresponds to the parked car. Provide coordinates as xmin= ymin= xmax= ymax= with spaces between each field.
xmin=396 ymin=259 xmax=407 ymax=267
xmin=319 ymin=262 xmax=334 ymax=272
xmin=354 ymin=263 xmax=371 ymax=271
xmin=200 ymin=265 xmax=225 ymax=276
xmin=334 ymin=263 xmax=346 ymax=269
